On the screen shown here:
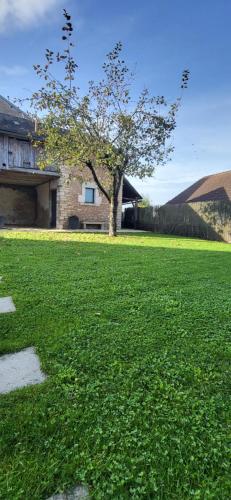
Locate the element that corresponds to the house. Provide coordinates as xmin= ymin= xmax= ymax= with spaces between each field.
xmin=0 ymin=95 xmax=141 ymax=230
xmin=162 ymin=170 xmax=231 ymax=242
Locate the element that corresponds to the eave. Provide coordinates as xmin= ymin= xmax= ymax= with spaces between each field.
xmin=122 ymin=177 xmax=142 ymax=204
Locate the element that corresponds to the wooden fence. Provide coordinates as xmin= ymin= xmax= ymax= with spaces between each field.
xmin=123 ymin=201 xmax=231 ymax=242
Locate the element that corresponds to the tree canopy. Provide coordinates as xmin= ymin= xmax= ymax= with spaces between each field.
xmin=28 ymin=10 xmax=189 ymax=235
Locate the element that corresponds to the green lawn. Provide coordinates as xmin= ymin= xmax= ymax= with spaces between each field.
xmin=0 ymin=231 xmax=231 ymax=499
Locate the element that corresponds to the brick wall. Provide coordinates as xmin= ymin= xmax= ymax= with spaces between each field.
xmin=56 ymin=166 xmax=122 ymax=230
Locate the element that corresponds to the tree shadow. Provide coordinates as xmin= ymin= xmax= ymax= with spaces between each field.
xmin=123 ymin=197 xmax=231 ymax=242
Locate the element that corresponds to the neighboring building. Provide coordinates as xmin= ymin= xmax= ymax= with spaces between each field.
xmin=124 ymin=170 xmax=231 ymax=242
xmin=0 ymin=96 xmax=141 ymax=229
xmin=161 ymin=171 xmax=231 ymax=242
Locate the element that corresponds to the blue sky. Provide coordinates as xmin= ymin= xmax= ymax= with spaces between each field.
xmin=0 ymin=0 xmax=231 ymax=204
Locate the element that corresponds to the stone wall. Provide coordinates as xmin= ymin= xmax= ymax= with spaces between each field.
xmin=56 ymin=166 xmax=122 ymax=230
xmin=0 ymin=166 xmax=123 ymax=230
xmin=36 ymin=182 xmax=50 ymax=228
xmin=0 ymin=184 xmax=36 ymax=226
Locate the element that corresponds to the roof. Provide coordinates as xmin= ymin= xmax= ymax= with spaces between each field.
xmin=122 ymin=177 xmax=142 ymax=203
xmin=168 ymin=170 xmax=231 ymax=204
xmin=0 ymin=95 xmax=34 ymax=138
xmin=0 ymin=95 xmax=28 ymax=118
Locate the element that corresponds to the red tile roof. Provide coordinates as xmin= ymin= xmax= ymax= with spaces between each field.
xmin=168 ymin=170 xmax=231 ymax=204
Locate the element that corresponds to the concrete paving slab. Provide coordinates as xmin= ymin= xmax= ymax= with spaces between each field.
xmin=47 ymin=486 xmax=89 ymax=500
xmin=0 ymin=347 xmax=46 ymax=394
xmin=0 ymin=296 xmax=16 ymax=314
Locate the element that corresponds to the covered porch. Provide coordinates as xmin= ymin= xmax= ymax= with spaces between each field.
xmin=0 ymin=167 xmax=59 ymax=228
xmin=122 ymin=177 xmax=142 ymax=205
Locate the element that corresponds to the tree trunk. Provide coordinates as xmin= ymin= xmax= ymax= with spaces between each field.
xmin=109 ymin=195 xmax=118 ymax=237
xmin=108 ymin=172 xmax=123 ymax=237
xmin=85 ymin=160 xmax=122 ymax=237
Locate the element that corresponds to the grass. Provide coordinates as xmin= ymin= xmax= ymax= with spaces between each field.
xmin=0 ymin=230 xmax=230 ymax=499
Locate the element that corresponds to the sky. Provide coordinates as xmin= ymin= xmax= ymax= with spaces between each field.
xmin=0 ymin=0 xmax=231 ymax=204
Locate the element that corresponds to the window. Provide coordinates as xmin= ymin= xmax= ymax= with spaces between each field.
xmin=85 ymin=223 xmax=102 ymax=230
xmin=85 ymin=187 xmax=95 ymax=204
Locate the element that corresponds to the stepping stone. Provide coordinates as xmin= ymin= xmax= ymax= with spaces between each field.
xmin=0 ymin=347 xmax=46 ymax=394
xmin=47 ymin=486 xmax=89 ymax=500
xmin=0 ymin=296 xmax=16 ymax=314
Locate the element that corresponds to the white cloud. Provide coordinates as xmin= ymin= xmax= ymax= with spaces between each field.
xmin=0 ymin=64 xmax=28 ymax=76
xmin=0 ymin=0 xmax=61 ymax=32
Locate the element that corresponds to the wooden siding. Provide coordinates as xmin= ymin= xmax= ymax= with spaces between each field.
xmin=0 ymin=135 xmax=35 ymax=169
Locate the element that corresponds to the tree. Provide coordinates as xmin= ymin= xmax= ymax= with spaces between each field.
xmin=29 ymin=9 xmax=189 ymax=236
xmin=138 ymin=196 xmax=152 ymax=208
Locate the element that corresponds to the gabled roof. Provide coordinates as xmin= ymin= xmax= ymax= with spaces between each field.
xmin=0 ymin=95 xmax=34 ymax=138
xmin=168 ymin=170 xmax=231 ymax=204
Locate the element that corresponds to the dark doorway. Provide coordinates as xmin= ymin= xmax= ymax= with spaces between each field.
xmin=50 ymin=190 xmax=57 ymax=228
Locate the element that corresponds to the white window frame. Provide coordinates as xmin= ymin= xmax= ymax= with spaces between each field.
xmin=84 ymin=186 xmax=95 ymax=204
xmin=78 ymin=182 xmax=102 ymax=206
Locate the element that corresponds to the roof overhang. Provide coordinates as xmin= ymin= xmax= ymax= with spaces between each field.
xmin=0 ymin=129 xmax=31 ymax=140
xmin=0 ymin=167 xmax=59 ymax=187
xmin=122 ymin=177 xmax=142 ymax=204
